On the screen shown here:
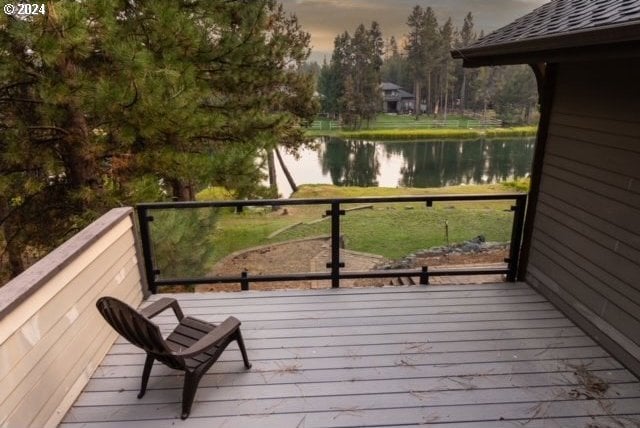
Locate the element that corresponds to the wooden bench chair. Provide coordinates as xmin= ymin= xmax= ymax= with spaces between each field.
xmin=96 ymin=296 xmax=251 ymax=419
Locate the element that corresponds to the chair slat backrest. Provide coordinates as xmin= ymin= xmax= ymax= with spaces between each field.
xmin=97 ymin=297 xmax=171 ymax=356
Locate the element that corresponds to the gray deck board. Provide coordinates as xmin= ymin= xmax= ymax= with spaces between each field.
xmin=63 ymin=283 xmax=640 ymax=427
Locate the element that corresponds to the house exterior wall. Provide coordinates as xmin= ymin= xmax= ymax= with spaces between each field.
xmin=0 ymin=208 xmax=145 ymax=427
xmin=526 ymin=57 xmax=640 ymax=376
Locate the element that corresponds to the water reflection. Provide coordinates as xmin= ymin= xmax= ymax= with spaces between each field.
xmin=275 ymin=137 xmax=535 ymax=194
xmin=320 ymin=140 xmax=380 ymax=187
xmin=383 ymin=138 xmax=534 ymax=188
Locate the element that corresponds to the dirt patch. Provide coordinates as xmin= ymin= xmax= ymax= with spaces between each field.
xmin=411 ymin=248 xmax=508 ymax=285
xmin=415 ymin=248 xmax=508 ymax=267
xmin=189 ymin=238 xmax=507 ymax=292
xmin=214 ymin=236 xmax=330 ymax=276
xmin=195 ymin=236 xmax=387 ymax=292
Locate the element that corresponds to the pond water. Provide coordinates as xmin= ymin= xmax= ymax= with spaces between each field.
xmin=274 ymin=137 xmax=536 ymax=196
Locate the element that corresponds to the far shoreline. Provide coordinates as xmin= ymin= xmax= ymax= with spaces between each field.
xmin=306 ymin=125 xmax=537 ymax=140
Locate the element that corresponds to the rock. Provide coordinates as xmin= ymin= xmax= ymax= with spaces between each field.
xmin=470 ymin=235 xmax=486 ymax=244
xmin=462 ymin=243 xmax=481 ymax=252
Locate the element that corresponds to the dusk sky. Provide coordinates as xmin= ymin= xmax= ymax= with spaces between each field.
xmin=280 ymin=0 xmax=549 ymax=62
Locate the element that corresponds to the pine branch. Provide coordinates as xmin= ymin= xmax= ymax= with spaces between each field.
xmin=0 ymin=81 xmax=37 ymax=92
xmin=121 ymin=82 xmax=139 ymax=109
xmin=208 ymin=0 xmax=267 ymax=64
xmin=27 ymin=126 xmax=70 ymax=135
xmin=0 ymin=97 xmax=43 ymax=104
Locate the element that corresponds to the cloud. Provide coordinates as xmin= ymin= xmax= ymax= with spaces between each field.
xmin=281 ymin=0 xmax=548 ymax=61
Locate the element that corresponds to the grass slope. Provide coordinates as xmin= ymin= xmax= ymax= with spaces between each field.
xmin=209 ymin=184 xmax=521 ymax=263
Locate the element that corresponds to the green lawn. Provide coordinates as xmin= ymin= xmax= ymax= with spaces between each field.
xmin=307 ymin=114 xmax=537 ymax=139
xmin=273 ymin=203 xmax=513 ymax=260
xmin=208 ymin=183 xmax=519 ymax=263
xmin=335 ymin=127 xmax=536 ymax=140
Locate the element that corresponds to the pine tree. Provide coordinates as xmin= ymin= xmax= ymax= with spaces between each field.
xmin=405 ymin=6 xmax=426 ymax=118
xmin=323 ymin=31 xmax=351 ymax=118
xmin=493 ymin=65 xmax=538 ymax=124
xmin=421 ymin=7 xmax=440 ymax=115
xmin=381 ymin=36 xmax=410 ymax=90
xmin=325 ymin=22 xmax=384 ymax=128
xmin=0 ymin=0 xmax=317 ymax=281
xmin=439 ymin=18 xmax=456 ymax=120
xmin=454 ymin=12 xmax=478 ymax=114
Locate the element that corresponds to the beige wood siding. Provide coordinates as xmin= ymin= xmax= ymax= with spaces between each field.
xmin=526 ymin=58 xmax=640 ymax=376
xmin=0 ymin=208 xmax=144 ymax=427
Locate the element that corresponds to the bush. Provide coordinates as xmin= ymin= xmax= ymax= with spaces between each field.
xmin=196 ymin=186 xmax=236 ymax=201
xmin=502 ymin=177 xmax=531 ymax=192
xmin=150 ymin=208 xmax=218 ymax=279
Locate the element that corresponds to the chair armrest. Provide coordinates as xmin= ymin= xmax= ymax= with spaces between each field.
xmin=176 ymin=316 xmax=241 ymax=358
xmin=140 ymin=297 xmax=185 ymax=320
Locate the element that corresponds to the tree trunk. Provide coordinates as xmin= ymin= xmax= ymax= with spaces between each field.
xmin=483 ymin=96 xmax=488 ymax=122
xmin=444 ymin=79 xmax=449 ymax=121
xmin=169 ymin=178 xmax=192 ymax=201
xmin=414 ymin=81 xmax=421 ymax=120
xmin=274 ymin=147 xmax=298 ymax=194
xmin=58 ymin=58 xmax=100 ymax=199
xmin=427 ymin=73 xmax=432 ymax=115
xmin=7 ymin=237 xmax=25 ymax=279
xmin=267 ymin=149 xmax=277 ymax=195
xmin=460 ymin=71 xmax=466 ymax=115
xmin=1 ymin=202 xmax=25 ymax=278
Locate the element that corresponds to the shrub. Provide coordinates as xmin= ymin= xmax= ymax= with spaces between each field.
xmin=150 ymin=208 xmax=218 ymax=279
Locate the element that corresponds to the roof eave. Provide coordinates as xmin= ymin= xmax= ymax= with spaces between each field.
xmin=452 ymin=21 xmax=640 ymax=67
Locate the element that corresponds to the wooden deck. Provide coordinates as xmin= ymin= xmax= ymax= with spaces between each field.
xmin=62 ymin=283 xmax=640 ymax=427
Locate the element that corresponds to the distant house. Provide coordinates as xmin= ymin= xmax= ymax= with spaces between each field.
xmin=453 ymin=0 xmax=640 ymax=377
xmin=380 ymin=82 xmax=415 ymax=114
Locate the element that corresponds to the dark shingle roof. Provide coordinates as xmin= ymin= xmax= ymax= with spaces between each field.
xmin=453 ymin=0 xmax=640 ymax=65
xmin=475 ymin=0 xmax=640 ymax=47
xmin=397 ymin=89 xmax=414 ymax=99
xmin=380 ymin=82 xmax=402 ymax=91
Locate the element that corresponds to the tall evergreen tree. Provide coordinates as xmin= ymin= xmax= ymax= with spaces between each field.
xmin=404 ymin=6 xmax=441 ymax=116
xmin=493 ymin=65 xmax=538 ymax=124
xmin=0 ymin=0 xmax=317 ymax=281
xmin=454 ymin=12 xmax=478 ymax=113
xmin=322 ymin=22 xmax=383 ymax=128
xmin=405 ymin=6 xmax=427 ymax=118
xmin=381 ymin=36 xmax=411 ymax=90
xmin=355 ymin=22 xmax=384 ymax=125
xmin=420 ymin=7 xmax=440 ymax=115
xmin=438 ymin=18 xmax=456 ymax=120
xmin=320 ymin=31 xmax=351 ymax=118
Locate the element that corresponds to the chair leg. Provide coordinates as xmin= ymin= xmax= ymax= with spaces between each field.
xmin=236 ymin=330 xmax=252 ymax=369
xmin=138 ymin=354 xmax=154 ymax=399
xmin=181 ymin=370 xmax=204 ymax=420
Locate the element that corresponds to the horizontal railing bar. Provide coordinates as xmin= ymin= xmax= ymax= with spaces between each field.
xmin=342 ymin=267 xmax=509 ymax=278
xmin=153 ymin=267 xmax=509 ymax=286
xmin=155 ymin=273 xmax=333 ymax=286
xmin=137 ymin=193 xmax=525 ymax=210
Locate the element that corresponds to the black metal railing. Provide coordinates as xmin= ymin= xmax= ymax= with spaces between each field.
xmin=136 ymin=193 xmax=527 ymax=294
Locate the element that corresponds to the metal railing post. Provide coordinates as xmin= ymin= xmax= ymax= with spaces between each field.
xmin=240 ymin=271 xmax=249 ymax=291
xmin=506 ymin=194 xmax=527 ymax=282
xmin=326 ymin=202 xmax=345 ymax=288
xmin=420 ymin=266 xmax=429 ymax=285
xmin=136 ymin=206 xmax=158 ymax=294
